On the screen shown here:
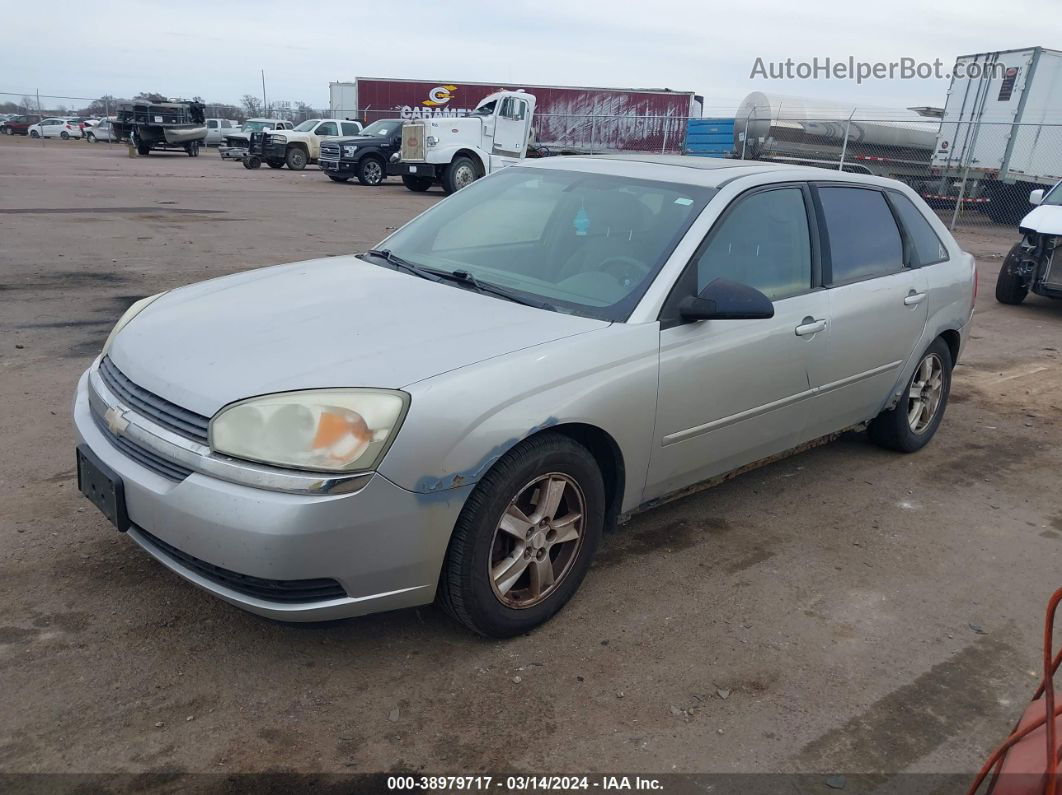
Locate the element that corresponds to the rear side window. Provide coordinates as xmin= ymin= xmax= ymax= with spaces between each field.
xmin=889 ymin=192 xmax=948 ymax=266
xmin=315 ymin=122 xmax=338 ymax=136
xmin=818 ymin=187 xmax=903 ymax=284
xmin=341 ymin=122 xmax=360 ymax=136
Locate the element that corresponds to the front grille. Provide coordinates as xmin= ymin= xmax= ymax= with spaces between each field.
xmin=136 ymin=528 xmax=348 ymax=604
xmin=98 ymin=357 xmax=210 ymax=444
xmin=401 ymin=123 xmax=425 ymax=161
xmin=92 ymin=409 xmax=193 ymax=481
xmin=320 ymin=142 xmax=340 ymax=160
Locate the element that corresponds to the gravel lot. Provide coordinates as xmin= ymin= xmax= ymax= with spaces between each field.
xmin=2 ymin=135 xmax=1061 ymax=783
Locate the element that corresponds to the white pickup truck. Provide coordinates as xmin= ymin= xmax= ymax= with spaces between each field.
xmin=219 ymin=119 xmax=293 ymax=162
xmin=390 ymin=90 xmax=536 ymax=193
xmin=248 ymin=118 xmax=363 ymax=170
xmin=995 ymin=182 xmax=1062 ymax=305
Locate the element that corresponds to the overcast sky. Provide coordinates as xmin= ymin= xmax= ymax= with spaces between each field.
xmin=2 ymin=0 xmax=1060 ymax=114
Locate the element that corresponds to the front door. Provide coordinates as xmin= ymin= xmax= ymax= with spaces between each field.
xmin=646 ymin=184 xmax=828 ymax=501
xmin=490 ymin=96 xmax=532 ymax=170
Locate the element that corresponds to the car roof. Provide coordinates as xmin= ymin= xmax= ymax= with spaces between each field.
xmin=521 ymin=154 xmax=907 ymax=191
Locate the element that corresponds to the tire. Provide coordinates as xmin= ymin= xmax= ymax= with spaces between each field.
xmin=402 ymin=175 xmax=433 ymax=192
xmin=995 ymin=243 xmax=1030 ymax=305
xmin=242 ymin=155 xmax=261 ymax=170
xmin=136 ymin=142 xmax=151 ymax=156
xmin=327 ymin=175 xmax=350 ymax=183
xmin=60 ymin=131 xmax=70 ymax=140
xmin=437 ymin=433 xmax=605 ymax=638
xmin=29 ymin=130 xmax=40 ymax=138
xmin=441 ymin=155 xmax=480 ymax=195
xmin=266 ymin=160 xmax=284 ymax=169
xmin=4 ymin=128 xmax=13 ymax=136
xmin=185 ymin=141 xmax=200 ymax=157
xmin=285 ymin=147 xmax=307 ymax=170
xmin=86 ymin=133 xmax=95 ymax=143
xmin=356 ymin=156 xmax=386 ymax=186
xmin=868 ymin=338 xmax=953 ymax=453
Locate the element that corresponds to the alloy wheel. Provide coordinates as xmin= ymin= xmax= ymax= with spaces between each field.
xmin=489 ymin=473 xmax=586 ymax=609
xmin=907 ymin=353 xmax=944 ymax=434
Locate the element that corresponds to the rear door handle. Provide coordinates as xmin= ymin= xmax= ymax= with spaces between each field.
xmin=795 ymin=318 xmax=827 ymax=336
xmin=904 ymin=291 xmax=927 ymax=306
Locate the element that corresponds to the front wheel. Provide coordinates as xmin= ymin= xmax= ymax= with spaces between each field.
xmin=438 ymin=433 xmax=604 ymax=637
xmin=285 ymin=147 xmax=307 ymax=170
xmin=29 ymin=130 xmax=40 ymax=138
xmin=869 ymin=338 xmax=952 ymax=453
xmin=242 ymin=155 xmax=262 ymax=169
xmin=441 ymin=155 xmax=480 ymax=194
xmin=402 ymin=175 xmax=433 ymax=192
xmin=995 ymin=243 xmax=1030 ymax=305
xmin=356 ymin=156 xmax=386 ymax=186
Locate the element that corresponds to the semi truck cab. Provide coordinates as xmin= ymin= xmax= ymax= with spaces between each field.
xmin=391 ymin=90 xmax=537 ymax=193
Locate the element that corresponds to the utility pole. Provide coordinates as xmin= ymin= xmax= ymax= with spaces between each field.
xmin=36 ymin=89 xmax=44 ymax=148
xmin=261 ymin=70 xmax=268 ymax=115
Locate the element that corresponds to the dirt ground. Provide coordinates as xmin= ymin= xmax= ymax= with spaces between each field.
xmin=1 ymin=135 xmax=1061 ymax=785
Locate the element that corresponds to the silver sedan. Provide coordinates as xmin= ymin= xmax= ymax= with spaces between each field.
xmin=73 ymin=156 xmax=976 ymax=636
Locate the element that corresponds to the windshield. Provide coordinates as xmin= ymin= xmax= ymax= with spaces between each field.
xmin=1043 ymin=182 xmax=1062 ymax=207
xmin=361 ymin=120 xmax=399 ymax=137
xmin=243 ymin=121 xmax=272 ymax=131
xmin=378 ymin=167 xmax=714 ymax=321
xmin=469 ymin=101 xmax=496 ymax=117
xmin=293 ymin=119 xmax=320 ymax=132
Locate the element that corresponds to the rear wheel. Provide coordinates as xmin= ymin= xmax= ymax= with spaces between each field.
xmin=402 ymin=175 xmax=433 ymax=192
xmin=285 ymin=147 xmax=307 ymax=170
xmin=438 ymin=433 xmax=604 ymax=637
xmin=86 ymin=132 xmax=95 ymax=143
xmin=60 ymin=131 xmax=70 ymax=140
xmin=441 ymin=156 xmax=480 ymax=194
xmin=185 ymin=141 xmax=200 ymax=157
xmin=995 ymin=243 xmax=1030 ymax=305
xmin=136 ymin=141 xmax=151 ymax=156
xmin=4 ymin=128 xmax=13 ymax=136
xmin=868 ymin=338 xmax=952 ymax=453
xmin=357 ymin=156 xmax=386 ymax=186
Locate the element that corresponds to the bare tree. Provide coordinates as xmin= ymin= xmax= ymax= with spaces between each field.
xmin=241 ymin=94 xmax=262 ymax=117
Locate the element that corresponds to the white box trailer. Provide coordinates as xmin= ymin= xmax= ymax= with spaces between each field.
xmin=931 ymin=46 xmax=1062 ymax=222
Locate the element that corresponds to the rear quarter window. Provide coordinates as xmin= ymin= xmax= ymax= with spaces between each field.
xmin=888 ymin=192 xmax=949 ymax=266
xmin=818 ymin=186 xmax=904 ymax=284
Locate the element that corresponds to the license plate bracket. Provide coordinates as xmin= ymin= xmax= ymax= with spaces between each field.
xmin=77 ymin=445 xmax=130 ymax=532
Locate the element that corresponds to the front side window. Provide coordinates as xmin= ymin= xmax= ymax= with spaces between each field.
xmin=207 ymin=120 xmax=218 ymax=128
xmin=888 ymin=192 xmax=948 ymax=266
xmin=818 ymin=187 xmax=903 ymax=284
xmin=315 ymin=121 xmax=338 ymax=136
xmin=292 ymin=119 xmax=319 ymax=132
xmin=379 ymin=167 xmax=713 ymax=321
xmin=1043 ymin=182 xmax=1062 ymax=207
xmin=692 ymin=187 xmax=812 ymax=301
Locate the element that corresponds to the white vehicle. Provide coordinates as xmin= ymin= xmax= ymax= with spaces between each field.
xmin=995 ymin=181 xmax=1062 ymax=304
xmin=391 ymin=90 xmax=535 ymax=194
xmin=204 ymin=118 xmax=238 ymax=146
xmin=28 ymin=117 xmax=83 ymax=139
xmin=251 ymin=118 xmax=363 ymax=170
xmin=84 ymin=118 xmax=118 ymax=143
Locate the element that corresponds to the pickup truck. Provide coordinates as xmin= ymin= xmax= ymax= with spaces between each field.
xmin=1 ymin=114 xmax=43 ymax=136
xmin=219 ymin=119 xmax=293 ymax=162
xmin=204 ymin=118 xmax=239 ymax=146
xmin=244 ymin=118 xmax=363 ymax=170
xmin=318 ymin=119 xmax=403 ymax=185
xmin=391 ymin=90 xmax=536 ymax=193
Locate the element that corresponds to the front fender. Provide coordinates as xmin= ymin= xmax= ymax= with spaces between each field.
xmin=378 ymin=323 xmax=660 ymax=515
xmin=429 ymin=144 xmax=489 ymax=174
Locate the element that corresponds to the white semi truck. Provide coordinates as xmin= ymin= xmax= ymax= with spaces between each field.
xmin=389 ymin=90 xmax=537 ymax=193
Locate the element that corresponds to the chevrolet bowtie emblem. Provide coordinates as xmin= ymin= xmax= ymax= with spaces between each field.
xmin=104 ymin=406 xmax=129 ymax=437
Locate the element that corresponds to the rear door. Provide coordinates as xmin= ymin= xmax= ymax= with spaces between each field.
xmin=645 ymin=183 xmax=829 ymax=500
xmin=803 ymin=184 xmax=929 ymax=437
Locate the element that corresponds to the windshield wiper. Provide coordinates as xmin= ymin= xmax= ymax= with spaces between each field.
xmin=361 ymin=249 xmax=442 ymax=282
xmin=362 ymin=250 xmax=554 ymax=311
xmin=440 ymin=269 xmax=555 ymax=311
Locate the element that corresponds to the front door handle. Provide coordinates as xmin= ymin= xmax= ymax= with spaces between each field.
xmin=904 ymin=291 xmax=927 ymax=306
xmin=795 ymin=317 xmax=827 ymax=336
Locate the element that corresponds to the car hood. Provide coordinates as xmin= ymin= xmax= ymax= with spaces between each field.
xmin=108 ymin=256 xmax=608 ymax=417
xmin=331 ymin=135 xmax=384 ymax=145
xmin=1020 ymin=204 xmax=1062 ymax=236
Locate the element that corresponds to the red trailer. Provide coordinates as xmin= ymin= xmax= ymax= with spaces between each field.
xmin=329 ymin=78 xmax=700 ymax=153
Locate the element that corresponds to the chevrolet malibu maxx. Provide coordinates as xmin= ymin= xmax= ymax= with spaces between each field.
xmin=74 ymin=156 xmax=975 ymax=637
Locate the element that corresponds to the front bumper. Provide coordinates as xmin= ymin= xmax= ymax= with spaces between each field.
xmin=73 ymin=367 xmax=472 ymax=621
xmin=319 ymin=159 xmax=355 ymax=176
xmin=218 ymin=145 xmax=248 ymax=161
xmin=389 ymin=162 xmax=439 ymax=178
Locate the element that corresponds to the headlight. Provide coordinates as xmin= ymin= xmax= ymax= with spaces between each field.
xmin=102 ymin=293 xmax=165 ymax=355
xmin=210 ymin=389 xmax=409 ymax=473
xmin=342 ymin=145 xmax=358 ymax=157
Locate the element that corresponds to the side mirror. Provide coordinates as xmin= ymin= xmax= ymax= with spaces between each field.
xmin=1030 ymin=189 xmax=1044 ymax=206
xmin=678 ymin=278 xmax=775 ymax=321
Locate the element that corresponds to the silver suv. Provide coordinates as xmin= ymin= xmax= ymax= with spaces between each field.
xmin=73 ymin=156 xmax=976 ymax=637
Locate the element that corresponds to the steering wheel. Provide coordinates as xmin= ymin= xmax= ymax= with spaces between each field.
xmin=596 ymin=256 xmax=650 ymax=287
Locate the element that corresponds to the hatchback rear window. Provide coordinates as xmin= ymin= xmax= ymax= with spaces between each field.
xmin=818 ymin=187 xmax=904 ymax=284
